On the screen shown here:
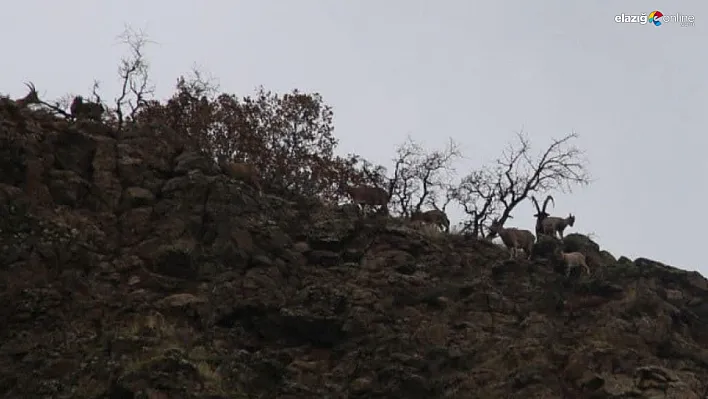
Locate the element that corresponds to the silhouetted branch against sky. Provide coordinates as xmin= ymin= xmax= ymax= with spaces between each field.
xmin=451 ymin=166 xmax=501 ymax=237
xmin=493 ymin=129 xmax=591 ymax=228
xmin=388 ymin=136 xmax=461 ymax=216
xmin=452 ymin=130 xmax=590 ymax=238
xmin=114 ymin=25 xmax=157 ymax=129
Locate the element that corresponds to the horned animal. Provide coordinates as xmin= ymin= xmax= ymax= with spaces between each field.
xmin=70 ymin=96 xmax=104 ymax=120
xmin=218 ymin=158 xmax=262 ymax=195
xmin=555 ymin=250 xmax=589 ymax=277
xmin=488 ymin=218 xmax=535 ymax=260
xmin=411 ymin=209 xmax=450 ymax=232
xmin=541 ymin=214 xmax=576 ymax=240
xmin=14 ymin=82 xmax=40 ymax=108
xmin=346 ymin=185 xmax=389 ymax=215
xmin=531 ymin=195 xmax=555 ymax=238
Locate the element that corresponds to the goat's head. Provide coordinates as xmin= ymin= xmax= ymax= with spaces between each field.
xmin=566 ymin=213 xmax=575 ymax=226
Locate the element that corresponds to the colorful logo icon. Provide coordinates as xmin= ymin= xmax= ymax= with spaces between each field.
xmin=649 ymin=10 xmax=664 ymax=26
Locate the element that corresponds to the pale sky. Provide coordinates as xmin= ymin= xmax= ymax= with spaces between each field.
xmin=3 ymin=1 xmax=706 ymax=272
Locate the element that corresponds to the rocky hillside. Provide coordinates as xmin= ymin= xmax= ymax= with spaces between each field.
xmin=2 ymin=101 xmax=708 ymax=399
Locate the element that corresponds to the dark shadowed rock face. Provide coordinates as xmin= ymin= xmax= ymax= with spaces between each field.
xmin=2 ymin=104 xmax=708 ymax=399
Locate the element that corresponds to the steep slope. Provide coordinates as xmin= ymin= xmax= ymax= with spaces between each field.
xmin=2 ymin=103 xmax=708 ymax=398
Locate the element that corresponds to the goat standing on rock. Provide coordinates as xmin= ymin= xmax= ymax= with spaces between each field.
xmin=488 ymin=218 xmax=535 ymax=260
xmin=531 ymin=195 xmax=576 ymax=240
xmin=411 ymin=209 xmax=450 ymax=232
xmin=541 ymin=214 xmax=576 ymax=240
xmin=531 ymin=195 xmax=555 ymax=238
xmin=70 ymin=96 xmax=104 ymax=121
xmin=555 ymin=249 xmax=589 ymax=276
xmin=345 ymin=185 xmax=389 ymax=215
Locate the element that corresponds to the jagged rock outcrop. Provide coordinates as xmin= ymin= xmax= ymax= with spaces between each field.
xmin=2 ymin=102 xmax=708 ymax=398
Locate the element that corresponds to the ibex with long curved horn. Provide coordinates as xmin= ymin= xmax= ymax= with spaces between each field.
xmin=531 ymin=195 xmax=555 ymax=238
xmin=14 ymin=82 xmax=40 ymax=108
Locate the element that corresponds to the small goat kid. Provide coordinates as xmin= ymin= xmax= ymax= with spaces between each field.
xmin=555 ymin=250 xmax=589 ymax=277
xmin=346 ymin=185 xmax=389 ymax=215
xmin=70 ymin=96 xmax=104 ymax=121
xmin=411 ymin=209 xmax=450 ymax=232
xmin=541 ymin=214 xmax=576 ymax=239
xmin=488 ymin=219 xmax=535 ymax=260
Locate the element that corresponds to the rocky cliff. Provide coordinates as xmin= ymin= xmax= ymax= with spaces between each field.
xmin=2 ymin=101 xmax=708 ymax=398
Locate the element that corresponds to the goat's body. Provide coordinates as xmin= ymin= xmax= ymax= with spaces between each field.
xmin=347 ymin=185 xmax=389 ymax=215
xmin=70 ymin=96 xmax=104 ymax=121
xmin=219 ymin=160 xmax=262 ymax=194
xmin=490 ymin=221 xmax=535 ymax=259
xmin=411 ymin=209 xmax=450 ymax=232
xmin=559 ymin=251 xmax=589 ymax=276
xmin=541 ymin=215 xmax=575 ymax=239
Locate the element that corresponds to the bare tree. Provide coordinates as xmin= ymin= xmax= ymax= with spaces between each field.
xmin=387 ymin=138 xmax=420 ymax=214
xmin=450 ymin=166 xmax=500 ymax=237
xmin=114 ymin=25 xmax=156 ymax=131
xmin=387 ymin=136 xmax=461 ymax=216
xmin=455 ymin=130 xmax=590 ymax=238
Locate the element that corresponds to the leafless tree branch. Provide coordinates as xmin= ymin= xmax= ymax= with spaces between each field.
xmin=454 ymin=130 xmax=590 ymax=238
xmin=114 ymin=25 xmax=156 ymax=132
xmin=387 ymin=136 xmax=461 ymax=217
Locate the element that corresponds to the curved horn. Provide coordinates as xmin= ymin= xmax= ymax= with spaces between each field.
xmin=531 ymin=196 xmax=541 ymax=214
xmin=542 ymin=195 xmax=555 ymax=213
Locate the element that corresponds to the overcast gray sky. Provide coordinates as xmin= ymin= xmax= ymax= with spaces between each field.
xmin=3 ymin=1 xmax=706 ymax=272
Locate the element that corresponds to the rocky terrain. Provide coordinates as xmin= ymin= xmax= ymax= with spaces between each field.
xmin=2 ymin=100 xmax=708 ymax=399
